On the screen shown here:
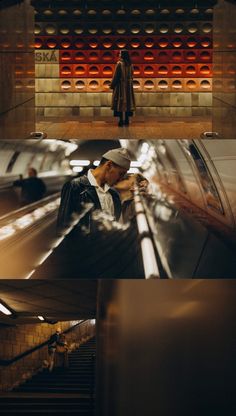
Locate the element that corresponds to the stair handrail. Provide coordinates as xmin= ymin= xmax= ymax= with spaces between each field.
xmin=0 ymin=319 xmax=89 ymax=367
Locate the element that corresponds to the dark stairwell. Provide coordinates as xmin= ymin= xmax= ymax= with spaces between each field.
xmin=0 ymin=337 xmax=96 ymax=415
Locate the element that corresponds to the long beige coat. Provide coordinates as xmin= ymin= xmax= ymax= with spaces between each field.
xmin=110 ymin=60 xmax=136 ymax=114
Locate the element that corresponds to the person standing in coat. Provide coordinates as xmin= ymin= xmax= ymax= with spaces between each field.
xmin=110 ymin=50 xmax=136 ymax=127
xmin=13 ymin=167 xmax=46 ymax=206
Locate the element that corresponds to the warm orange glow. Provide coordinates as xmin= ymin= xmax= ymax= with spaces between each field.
xmin=46 ymin=38 xmax=57 ymax=48
xmin=35 ymin=38 xmax=43 ymax=48
xmin=89 ymin=38 xmax=99 ymax=48
xmin=201 ymin=38 xmax=211 ymax=48
xmin=103 ymin=38 xmax=112 ymax=48
xmin=61 ymin=52 xmax=71 ymax=61
xmin=159 ymin=38 xmax=169 ymax=48
xmin=103 ymin=66 xmax=113 ymax=76
xmin=145 ymin=38 xmax=154 ymax=48
xmin=75 ymin=52 xmax=86 ymax=61
xmin=89 ymin=65 xmax=99 ymax=75
xmin=61 ymin=66 xmax=72 ymax=75
xmin=158 ymin=65 xmax=168 ymax=75
xmin=102 ymin=52 xmax=113 ymax=61
xmin=200 ymin=65 xmax=210 ymax=75
xmin=144 ymin=51 xmax=154 ymax=61
xmin=172 ymin=66 xmax=182 ymax=75
xmin=186 ymin=52 xmax=197 ymax=61
xmin=187 ymin=38 xmax=197 ymax=48
xmin=172 ymin=52 xmax=182 ymax=61
xmin=133 ymin=66 xmax=141 ymax=75
xmin=131 ymin=38 xmax=140 ymax=48
xmin=186 ymin=65 xmax=197 ymax=75
xmin=75 ymin=39 xmax=85 ymax=49
xmin=75 ymin=66 xmax=86 ymax=75
xmin=200 ymin=51 xmax=211 ymax=61
xmin=116 ymin=39 xmax=127 ymax=48
xmin=172 ymin=38 xmax=183 ymax=48
xmin=144 ymin=66 xmax=154 ymax=76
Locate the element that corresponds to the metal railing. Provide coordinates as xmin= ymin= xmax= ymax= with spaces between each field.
xmin=0 ymin=193 xmax=61 ymax=245
xmin=134 ymin=189 xmax=160 ymax=279
xmin=0 ymin=320 xmax=88 ymax=367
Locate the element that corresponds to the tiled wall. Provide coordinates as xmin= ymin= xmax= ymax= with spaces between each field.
xmin=0 ymin=0 xmax=35 ymax=139
xmin=0 ymin=320 xmax=95 ymax=391
xmin=213 ymin=0 xmax=236 ymax=138
xmin=34 ymin=2 xmax=214 ymax=118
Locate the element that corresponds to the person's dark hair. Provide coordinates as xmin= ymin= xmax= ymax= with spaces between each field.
xmin=29 ymin=167 xmax=37 ymax=176
xmin=135 ymin=173 xmax=149 ymax=186
xmin=99 ymin=157 xmax=109 ymax=166
xmin=122 ymin=173 xmax=149 ymax=186
xmin=120 ymin=49 xmax=131 ymax=65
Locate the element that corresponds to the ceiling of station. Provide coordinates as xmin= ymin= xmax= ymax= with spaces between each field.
xmin=0 ymin=280 xmax=97 ymax=325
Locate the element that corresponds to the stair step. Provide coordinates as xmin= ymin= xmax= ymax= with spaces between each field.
xmin=9 ymin=337 xmax=96 ymax=414
xmin=0 ymin=404 xmax=90 ymax=410
xmin=0 ymin=411 xmax=92 ymax=415
xmin=16 ymin=386 xmax=94 ymax=391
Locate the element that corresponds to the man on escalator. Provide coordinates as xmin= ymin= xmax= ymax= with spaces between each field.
xmin=13 ymin=167 xmax=46 ymax=205
xmin=57 ymin=148 xmax=131 ymax=230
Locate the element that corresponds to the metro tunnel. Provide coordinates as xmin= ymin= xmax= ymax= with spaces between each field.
xmin=0 ymin=280 xmax=235 ymax=415
xmin=0 ymin=139 xmax=235 ymax=279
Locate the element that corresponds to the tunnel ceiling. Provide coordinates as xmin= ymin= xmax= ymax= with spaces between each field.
xmin=70 ymin=139 xmax=121 ymax=160
xmin=0 ymin=281 xmax=97 ymax=325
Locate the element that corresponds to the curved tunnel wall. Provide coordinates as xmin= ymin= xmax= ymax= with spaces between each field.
xmin=0 ymin=140 xmax=75 ymax=178
xmin=134 ymin=139 xmax=236 ymax=229
xmin=33 ymin=1 xmax=215 ymax=118
xmin=0 ymin=140 xmax=75 ymax=213
xmin=132 ymin=139 xmax=236 ymax=278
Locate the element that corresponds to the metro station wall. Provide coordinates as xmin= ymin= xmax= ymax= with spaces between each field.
xmin=213 ymin=0 xmax=236 ymax=138
xmin=34 ymin=4 xmax=213 ymax=118
xmin=0 ymin=321 xmax=71 ymax=391
xmin=0 ymin=0 xmax=35 ymax=139
xmin=0 ymin=320 xmax=95 ymax=391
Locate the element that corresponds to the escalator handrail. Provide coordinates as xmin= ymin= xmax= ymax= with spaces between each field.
xmin=0 ymin=193 xmax=61 ymax=224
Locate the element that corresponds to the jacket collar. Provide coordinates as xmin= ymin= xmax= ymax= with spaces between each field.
xmin=74 ymin=175 xmax=121 ymax=220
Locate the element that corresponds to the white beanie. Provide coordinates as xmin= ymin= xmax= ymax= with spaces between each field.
xmin=102 ymin=148 xmax=131 ymax=170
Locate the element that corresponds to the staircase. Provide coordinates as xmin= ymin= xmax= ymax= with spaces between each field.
xmin=0 ymin=337 xmax=96 ymax=415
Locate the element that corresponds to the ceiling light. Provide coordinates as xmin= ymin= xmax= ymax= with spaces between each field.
xmin=73 ymin=166 xmax=83 ymax=173
xmin=70 ymin=160 xmax=90 ymax=166
xmin=38 ymin=315 xmax=45 ymax=321
xmin=131 ymin=161 xmax=142 ymax=167
xmin=128 ymin=168 xmax=139 ymax=174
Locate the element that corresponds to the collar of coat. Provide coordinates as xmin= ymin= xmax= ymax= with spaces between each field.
xmin=72 ymin=175 xmax=121 ymax=221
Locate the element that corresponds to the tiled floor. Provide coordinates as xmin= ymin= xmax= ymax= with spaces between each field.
xmin=37 ymin=116 xmax=212 ymax=140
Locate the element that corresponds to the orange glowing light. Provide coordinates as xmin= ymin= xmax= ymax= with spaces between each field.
xmin=186 ymin=65 xmax=197 ymax=75
xmin=144 ymin=52 xmax=154 ymax=61
xmin=47 ymin=38 xmax=57 ymax=49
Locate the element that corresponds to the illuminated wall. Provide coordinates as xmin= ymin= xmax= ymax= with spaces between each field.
xmin=213 ymin=0 xmax=236 ymax=139
xmin=0 ymin=0 xmax=35 ymax=139
xmin=34 ymin=2 xmax=214 ymax=118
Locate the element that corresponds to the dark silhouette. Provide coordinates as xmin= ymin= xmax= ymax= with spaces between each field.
xmin=13 ymin=167 xmax=46 ymax=205
xmin=110 ymin=49 xmax=136 ymax=127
